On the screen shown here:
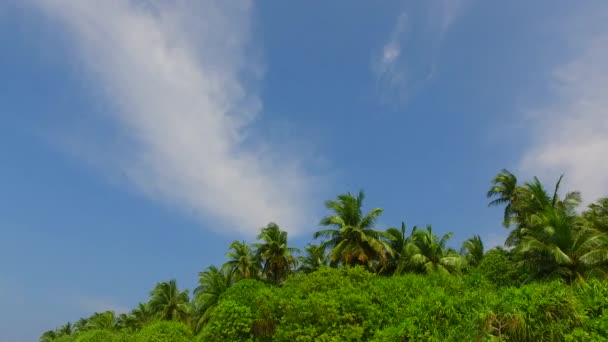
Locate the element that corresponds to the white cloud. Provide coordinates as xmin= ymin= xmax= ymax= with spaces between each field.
xmin=30 ymin=0 xmax=319 ymax=236
xmin=372 ymin=0 xmax=472 ymax=100
xmin=519 ymin=4 xmax=608 ymax=204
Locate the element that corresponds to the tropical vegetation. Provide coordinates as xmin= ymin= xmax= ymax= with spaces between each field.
xmin=40 ymin=171 xmax=608 ymax=341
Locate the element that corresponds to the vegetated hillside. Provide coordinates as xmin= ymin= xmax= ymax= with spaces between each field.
xmin=41 ymin=170 xmax=608 ymax=341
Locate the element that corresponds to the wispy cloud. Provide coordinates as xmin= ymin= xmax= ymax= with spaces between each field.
xmin=30 ymin=0 xmax=319 ymax=236
xmin=372 ymin=0 xmax=472 ymax=101
xmin=519 ymin=3 xmax=608 ymax=204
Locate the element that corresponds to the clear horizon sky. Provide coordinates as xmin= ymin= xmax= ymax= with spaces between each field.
xmin=2 ymin=1 xmax=607 ymax=340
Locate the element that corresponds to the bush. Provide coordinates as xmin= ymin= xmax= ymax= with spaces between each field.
xmin=53 ymin=336 xmax=76 ymax=342
xmin=197 ymin=301 xmax=254 ymax=342
xmin=476 ymin=247 xmax=525 ymax=286
xmin=135 ymin=321 xmax=192 ymax=342
xmin=75 ymin=330 xmax=121 ymax=342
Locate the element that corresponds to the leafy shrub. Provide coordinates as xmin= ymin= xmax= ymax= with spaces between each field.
xmin=75 ymin=330 xmax=120 ymax=342
xmin=135 ymin=321 xmax=192 ymax=342
xmin=197 ymin=300 xmax=254 ymax=342
xmin=476 ymin=248 xmax=525 ymax=286
xmin=53 ymin=336 xmax=76 ymax=342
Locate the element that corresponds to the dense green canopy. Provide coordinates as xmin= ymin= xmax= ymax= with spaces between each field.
xmin=41 ymin=171 xmax=608 ymax=341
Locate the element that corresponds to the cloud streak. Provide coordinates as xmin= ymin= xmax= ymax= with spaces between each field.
xmin=520 ymin=3 xmax=608 ymax=204
xmin=31 ymin=0 xmax=317 ymax=236
xmin=372 ymin=0 xmax=472 ymax=101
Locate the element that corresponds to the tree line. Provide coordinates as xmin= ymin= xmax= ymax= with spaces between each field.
xmin=41 ymin=170 xmax=608 ymax=341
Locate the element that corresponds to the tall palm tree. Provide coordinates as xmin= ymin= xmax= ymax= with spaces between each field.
xmin=74 ymin=317 xmax=89 ymax=332
xmin=461 ymin=235 xmax=485 ymax=267
xmin=298 ymin=244 xmax=329 ymax=273
xmin=40 ymin=330 xmax=58 ymax=342
xmin=224 ymin=240 xmax=260 ymax=280
xmin=193 ymin=265 xmax=233 ymax=324
xmin=57 ymin=322 xmax=74 ymax=336
xmin=130 ymin=302 xmax=152 ymax=329
xmin=398 ymin=225 xmax=463 ymax=275
xmin=487 ymin=169 xmax=519 ymax=227
xmin=148 ymin=280 xmax=190 ymax=322
xmin=87 ymin=311 xmax=118 ymax=331
xmin=254 ymin=223 xmax=299 ymax=285
xmin=313 ymin=191 xmax=394 ymax=270
xmin=516 ymin=205 xmax=608 ymax=282
xmin=117 ymin=313 xmax=137 ymax=332
xmin=583 ymin=198 xmax=608 ymax=233
xmin=384 ymin=222 xmax=413 ymax=274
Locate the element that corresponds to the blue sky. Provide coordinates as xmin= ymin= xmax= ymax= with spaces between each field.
xmin=2 ymin=1 xmax=608 ymax=340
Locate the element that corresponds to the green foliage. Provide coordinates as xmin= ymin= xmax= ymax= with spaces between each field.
xmin=476 ymin=247 xmax=525 ymax=286
xmin=41 ymin=172 xmax=608 ymax=341
xmin=75 ymin=330 xmax=121 ymax=342
xmin=135 ymin=321 xmax=191 ymax=342
xmin=314 ymin=191 xmax=393 ymax=270
xmin=398 ymin=225 xmax=464 ymax=275
xmin=272 ymin=267 xmax=381 ymax=341
xmin=254 ymin=223 xmax=299 ymax=285
xmin=148 ymin=280 xmax=190 ymax=322
xmin=52 ymin=336 xmax=76 ymax=342
xmin=197 ymin=301 xmax=254 ymax=342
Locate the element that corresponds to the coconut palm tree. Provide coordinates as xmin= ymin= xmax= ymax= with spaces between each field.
xmin=313 ymin=191 xmax=394 ymax=270
xmin=116 ymin=313 xmax=137 ymax=332
xmin=148 ymin=280 xmax=190 ymax=322
xmin=57 ymin=322 xmax=74 ymax=336
xmin=224 ymin=240 xmax=260 ymax=280
xmin=40 ymin=330 xmax=58 ymax=342
xmin=487 ymin=169 xmax=519 ymax=227
xmin=254 ymin=223 xmax=299 ymax=285
xmin=384 ymin=222 xmax=414 ymax=274
xmin=298 ymin=244 xmax=329 ymax=273
xmin=194 ymin=265 xmax=233 ymax=324
xmin=87 ymin=311 xmax=118 ymax=331
xmin=583 ymin=198 xmax=608 ymax=233
xmin=130 ymin=302 xmax=152 ymax=330
xmin=516 ymin=205 xmax=608 ymax=282
xmin=461 ymin=235 xmax=485 ymax=267
xmin=74 ymin=317 xmax=89 ymax=332
xmin=398 ymin=225 xmax=464 ymax=275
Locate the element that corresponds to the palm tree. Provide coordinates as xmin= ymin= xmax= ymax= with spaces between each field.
xmin=313 ymin=191 xmax=394 ymax=270
xmin=254 ymin=223 xmax=299 ymax=285
xmin=398 ymin=225 xmax=463 ymax=275
xmin=57 ymin=322 xmax=74 ymax=336
xmin=74 ymin=317 xmax=89 ymax=332
xmin=487 ymin=169 xmax=519 ymax=227
xmin=384 ymin=222 xmax=413 ymax=274
xmin=298 ymin=244 xmax=329 ymax=273
xmin=583 ymin=198 xmax=608 ymax=233
xmin=148 ymin=280 xmax=190 ymax=322
xmin=87 ymin=311 xmax=118 ymax=331
xmin=516 ymin=205 xmax=608 ymax=282
xmin=193 ymin=265 xmax=234 ymax=324
xmin=130 ymin=302 xmax=152 ymax=330
xmin=40 ymin=330 xmax=58 ymax=342
xmin=224 ymin=240 xmax=260 ymax=280
xmin=461 ymin=235 xmax=485 ymax=267
xmin=117 ymin=313 xmax=137 ymax=332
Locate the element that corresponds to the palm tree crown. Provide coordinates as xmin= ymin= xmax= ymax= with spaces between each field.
xmin=461 ymin=235 xmax=485 ymax=267
xmin=254 ymin=223 xmax=299 ymax=285
xmin=399 ymin=225 xmax=463 ymax=275
xmin=224 ymin=240 xmax=260 ymax=280
xmin=516 ymin=205 xmax=608 ymax=282
xmin=314 ymin=191 xmax=394 ymax=270
xmin=148 ymin=280 xmax=190 ymax=322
